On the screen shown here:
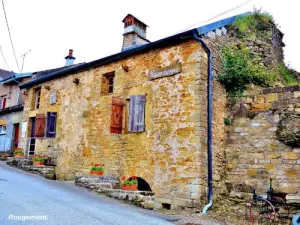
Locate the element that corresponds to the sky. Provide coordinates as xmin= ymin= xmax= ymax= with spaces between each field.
xmin=0 ymin=0 xmax=299 ymax=73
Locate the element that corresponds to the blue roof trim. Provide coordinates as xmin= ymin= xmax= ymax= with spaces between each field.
xmin=197 ymin=12 xmax=251 ymax=35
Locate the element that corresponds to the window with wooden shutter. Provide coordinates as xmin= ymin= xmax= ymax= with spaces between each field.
xmin=101 ymin=72 xmax=115 ymax=95
xmin=128 ymin=95 xmax=146 ymax=133
xmin=46 ymin=112 xmax=57 ymax=138
xmin=110 ymin=97 xmax=123 ymax=134
xmin=35 ymin=114 xmax=45 ymax=137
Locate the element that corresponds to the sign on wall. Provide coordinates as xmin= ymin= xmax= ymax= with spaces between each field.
xmin=50 ymin=91 xmax=56 ymax=105
xmin=148 ymin=61 xmax=182 ymax=80
xmin=21 ymin=122 xmax=27 ymax=138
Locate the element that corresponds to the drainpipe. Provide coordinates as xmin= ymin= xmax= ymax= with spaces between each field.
xmin=192 ymin=30 xmax=213 ymax=214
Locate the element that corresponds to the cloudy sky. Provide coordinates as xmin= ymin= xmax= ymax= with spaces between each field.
xmin=0 ymin=0 xmax=299 ymax=73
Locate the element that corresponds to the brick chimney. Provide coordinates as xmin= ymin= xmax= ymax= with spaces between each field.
xmin=122 ymin=14 xmax=150 ymax=51
xmin=65 ymin=49 xmax=76 ymax=66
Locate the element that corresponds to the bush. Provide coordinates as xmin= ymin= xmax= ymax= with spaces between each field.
xmin=235 ymin=10 xmax=274 ymax=34
xmin=218 ymin=47 xmax=277 ymax=94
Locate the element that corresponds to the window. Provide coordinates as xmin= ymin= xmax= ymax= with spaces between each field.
xmin=128 ymin=95 xmax=146 ymax=133
xmin=46 ymin=112 xmax=57 ymax=138
xmin=34 ymin=87 xmax=41 ymax=109
xmin=110 ymin=97 xmax=123 ymax=134
xmin=0 ymin=125 xmax=6 ymax=135
xmin=1 ymin=96 xmax=7 ymax=109
xmin=101 ymin=72 xmax=115 ymax=95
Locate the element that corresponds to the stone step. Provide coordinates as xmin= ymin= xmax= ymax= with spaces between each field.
xmin=75 ymin=176 xmax=121 ymax=190
xmin=96 ymin=188 xmax=155 ymax=209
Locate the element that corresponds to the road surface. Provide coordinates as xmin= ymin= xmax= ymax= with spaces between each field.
xmin=0 ymin=162 xmax=176 ymax=225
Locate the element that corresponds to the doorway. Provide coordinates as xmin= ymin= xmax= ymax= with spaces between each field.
xmin=12 ymin=123 xmax=20 ymax=150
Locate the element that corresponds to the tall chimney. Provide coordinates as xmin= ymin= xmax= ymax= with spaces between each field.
xmin=65 ymin=49 xmax=76 ymax=66
xmin=122 ymin=14 xmax=150 ymax=51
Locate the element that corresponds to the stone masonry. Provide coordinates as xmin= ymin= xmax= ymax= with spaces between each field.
xmin=225 ymin=85 xmax=300 ymax=199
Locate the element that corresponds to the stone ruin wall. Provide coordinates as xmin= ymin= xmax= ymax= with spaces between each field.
xmin=224 ymin=85 xmax=300 ymax=202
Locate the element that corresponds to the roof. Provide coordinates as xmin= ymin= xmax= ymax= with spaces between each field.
xmin=20 ymin=12 xmax=249 ymax=89
xmin=0 ymin=69 xmax=14 ymax=80
xmin=32 ymin=64 xmax=83 ymax=79
xmin=0 ymin=104 xmax=23 ymax=115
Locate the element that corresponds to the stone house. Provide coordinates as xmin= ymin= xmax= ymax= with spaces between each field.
xmin=18 ymin=13 xmax=287 ymax=209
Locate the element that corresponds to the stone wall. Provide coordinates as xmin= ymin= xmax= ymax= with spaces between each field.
xmin=20 ymin=39 xmax=215 ymax=209
xmin=225 ymin=85 xmax=300 ymax=198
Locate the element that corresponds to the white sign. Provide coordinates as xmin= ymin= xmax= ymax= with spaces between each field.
xmin=21 ymin=122 xmax=27 ymax=138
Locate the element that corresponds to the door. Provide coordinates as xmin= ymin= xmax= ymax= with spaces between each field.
xmin=29 ymin=118 xmax=36 ymax=155
xmin=12 ymin=124 xmax=20 ymax=150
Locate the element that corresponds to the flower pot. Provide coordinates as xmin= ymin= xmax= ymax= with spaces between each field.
xmin=90 ymin=171 xmax=104 ymax=176
xmin=122 ymin=184 xmax=138 ymax=191
xmin=14 ymin=154 xmax=24 ymax=158
xmin=33 ymin=161 xmax=44 ymax=166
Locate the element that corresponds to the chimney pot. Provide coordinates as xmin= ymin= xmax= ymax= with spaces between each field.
xmin=65 ymin=49 xmax=76 ymax=66
xmin=69 ymin=49 xmax=73 ymax=57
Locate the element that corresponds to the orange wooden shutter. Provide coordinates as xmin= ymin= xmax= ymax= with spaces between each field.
xmin=110 ymin=97 xmax=123 ymax=134
xmin=35 ymin=114 xmax=46 ymax=137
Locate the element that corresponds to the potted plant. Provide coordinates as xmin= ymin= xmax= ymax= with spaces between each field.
xmin=90 ymin=163 xmax=104 ymax=176
xmin=13 ymin=148 xmax=24 ymax=158
xmin=121 ymin=176 xmax=138 ymax=191
xmin=32 ymin=155 xmax=46 ymax=166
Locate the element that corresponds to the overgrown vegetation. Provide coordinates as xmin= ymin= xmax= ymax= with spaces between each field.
xmin=219 ymin=10 xmax=299 ymax=95
xmin=278 ymin=64 xmax=299 ymax=85
xmin=218 ymin=46 xmax=277 ymax=94
xmin=224 ymin=117 xmax=232 ymax=126
xmin=235 ymin=10 xmax=274 ymax=34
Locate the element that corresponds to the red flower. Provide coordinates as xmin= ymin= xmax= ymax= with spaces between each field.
xmin=121 ymin=176 xmax=126 ymax=180
xmin=131 ymin=176 xmax=137 ymax=180
xmin=94 ymin=164 xmax=101 ymax=167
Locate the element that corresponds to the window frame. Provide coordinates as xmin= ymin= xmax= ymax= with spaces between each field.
xmin=102 ymin=72 xmax=115 ymax=95
xmin=0 ymin=125 xmax=6 ymax=135
xmin=46 ymin=112 xmax=57 ymax=138
xmin=34 ymin=87 xmax=41 ymax=109
xmin=1 ymin=96 xmax=7 ymax=109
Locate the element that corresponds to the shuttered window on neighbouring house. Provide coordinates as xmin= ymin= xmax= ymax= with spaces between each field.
xmin=128 ymin=95 xmax=146 ymax=133
xmin=35 ymin=114 xmax=45 ymax=137
xmin=46 ymin=112 xmax=57 ymax=138
xmin=110 ymin=97 xmax=123 ymax=134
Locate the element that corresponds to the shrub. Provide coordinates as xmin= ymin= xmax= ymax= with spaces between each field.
xmin=218 ymin=46 xmax=277 ymax=94
xmin=224 ymin=117 xmax=232 ymax=126
xmin=90 ymin=163 xmax=104 ymax=171
xmin=235 ymin=10 xmax=274 ymax=34
xmin=32 ymin=155 xmax=46 ymax=162
xmin=278 ymin=64 xmax=299 ymax=85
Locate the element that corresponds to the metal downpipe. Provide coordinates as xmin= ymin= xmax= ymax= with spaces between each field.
xmin=192 ymin=30 xmax=213 ymax=214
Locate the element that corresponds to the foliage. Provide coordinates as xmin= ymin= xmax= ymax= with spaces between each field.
xmin=235 ymin=10 xmax=274 ymax=34
xmin=122 ymin=176 xmax=138 ymax=185
xmin=218 ymin=47 xmax=277 ymax=94
xmin=13 ymin=148 xmax=24 ymax=155
xmin=90 ymin=163 xmax=104 ymax=171
xmin=224 ymin=117 xmax=232 ymax=126
xmin=32 ymin=154 xmax=46 ymax=162
xmin=278 ymin=64 xmax=299 ymax=85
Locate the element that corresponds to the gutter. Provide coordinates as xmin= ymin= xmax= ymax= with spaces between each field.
xmin=192 ymin=30 xmax=213 ymax=214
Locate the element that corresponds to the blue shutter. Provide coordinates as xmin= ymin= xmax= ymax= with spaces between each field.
xmin=46 ymin=112 xmax=57 ymax=138
xmin=128 ymin=95 xmax=145 ymax=132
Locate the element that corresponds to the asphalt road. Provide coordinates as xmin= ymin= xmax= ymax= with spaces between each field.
xmin=0 ymin=162 xmax=176 ymax=225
